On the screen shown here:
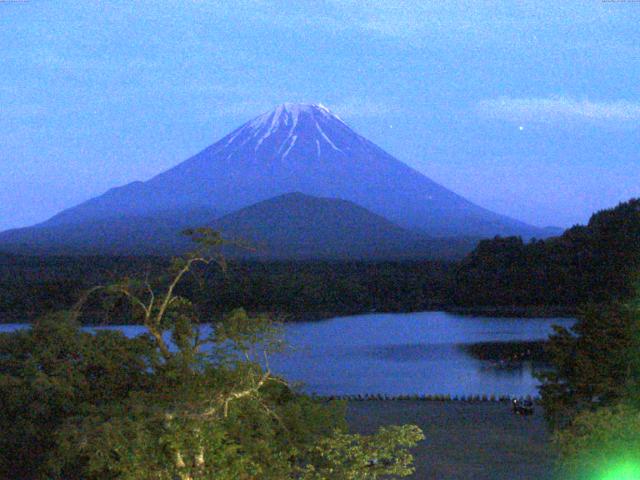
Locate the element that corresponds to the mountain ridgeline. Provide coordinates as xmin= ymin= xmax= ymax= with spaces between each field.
xmin=1 ymin=199 xmax=638 ymax=324
xmin=0 ymin=103 xmax=555 ymax=259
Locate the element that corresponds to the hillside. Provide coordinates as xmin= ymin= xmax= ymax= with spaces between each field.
xmin=450 ymin=198 xmax=640 ymax=308
xmin=0 ymin=208 xmax=218 ymax=255
xmin=212 ymin=192 xmax=478 ymax=260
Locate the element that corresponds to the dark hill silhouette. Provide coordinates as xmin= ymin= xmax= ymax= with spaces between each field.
xmin=212 ymin=192 xmax=478 ymax=260
xmin=450 ymin=198 xmax=640 ymax=307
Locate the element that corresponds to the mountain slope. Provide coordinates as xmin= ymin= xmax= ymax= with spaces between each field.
xmin=0 ymin=193 xmax=477 ymax=259
xmin=0 ymin=208 xmax=218 ymax=255
xmin=211 ymin=192 xmax=478 ymax=259
xmin=35 ymin=103 xmax=550 ymax=239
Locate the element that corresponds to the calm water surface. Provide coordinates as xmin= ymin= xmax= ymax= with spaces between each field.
xmin=0 ymin=312 xmax=574 ymax=397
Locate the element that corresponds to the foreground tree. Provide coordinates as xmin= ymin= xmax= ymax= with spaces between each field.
xmin=553 ymin=403 xmax=640 ymax=479
xmin=0 ymin=229 xmax=423 ymax=479
xmin=538 ymin=301 xmax=638 ymax=429
xmin=540 ymin=286 xmax=640 ymax=476
xmin=0 ymin=314 xmax=155 ymax=479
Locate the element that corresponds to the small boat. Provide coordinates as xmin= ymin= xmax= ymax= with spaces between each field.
xmin=511 ymin=398 xmax=534 ymax=415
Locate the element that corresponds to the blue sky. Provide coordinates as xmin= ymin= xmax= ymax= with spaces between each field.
xmin=1 ymin=0 xmax=639 ymax=231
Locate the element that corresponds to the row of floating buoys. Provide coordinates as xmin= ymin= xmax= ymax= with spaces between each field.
xmin=311 ymin=393 xmax=540 ymax=403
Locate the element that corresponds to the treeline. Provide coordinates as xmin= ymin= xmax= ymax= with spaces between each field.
xmin=1 ymin=198 xmax=638 ymax=323
xmin=0 ymin=256 xmax=454 ymax=323
xmin=0 ymin=255 xmax=166 ymax=323
xmin=200 ymin=261 xmax=453 ymax=320
xmin=450 ymin=199 xmax=640 ymax=308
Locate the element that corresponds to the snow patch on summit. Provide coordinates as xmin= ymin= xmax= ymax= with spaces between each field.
xmin=244 ymin=103 xmax=345 ymax=155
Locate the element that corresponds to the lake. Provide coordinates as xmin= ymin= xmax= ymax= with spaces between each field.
xmin=0 ymin=311 xmax=573 ymax=398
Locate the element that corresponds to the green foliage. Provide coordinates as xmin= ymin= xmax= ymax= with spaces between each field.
xmin=297 ymin=426 xmax=424 ymax=479
xmin=538 ymin=302 xmax=637 ymax=429
xmin=543 ymin=286 xmax=640 ymax=477
xmin=51 ymin=400 xmax=262 ymax=480
xmin=553 ymin=403 xmax=640 ymax=479
xmin=0 ymin=236 xmax=422 ymax=479
xmin=0 ymin=313 xmax=155 ymax=479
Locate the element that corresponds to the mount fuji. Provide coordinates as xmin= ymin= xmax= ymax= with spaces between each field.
xmin=0 ymin=103 xmax=556 ymax=257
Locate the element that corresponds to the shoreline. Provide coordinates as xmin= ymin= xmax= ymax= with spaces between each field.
xmin=317 ymin=394 xmax=541 ymax=403
xmin=279 ymin=304 xmax=577 ymax=321
xmin=443 ymin=305 xmax=575 ymax=318
xmin=270 ymin=305 xmax=576 ymax=322
xmin=0 ymin=305 xmax=576 ymax=325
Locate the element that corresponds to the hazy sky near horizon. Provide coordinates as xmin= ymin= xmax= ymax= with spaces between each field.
xmin=1 ymin=0 xmax=639 ymax=231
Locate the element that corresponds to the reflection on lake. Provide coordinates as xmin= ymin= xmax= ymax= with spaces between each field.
xmin=0 ymin=311 xmax=574 ymax=398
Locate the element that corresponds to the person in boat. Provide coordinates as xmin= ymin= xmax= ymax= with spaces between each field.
xmin=512 ymin=398 xmax=534 ymax=415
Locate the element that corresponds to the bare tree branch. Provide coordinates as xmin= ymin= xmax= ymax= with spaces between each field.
xmin=154 ymin=256 xmax=211 ymax=329
xmin=70 ymin=285 xmax=105 ymax=322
